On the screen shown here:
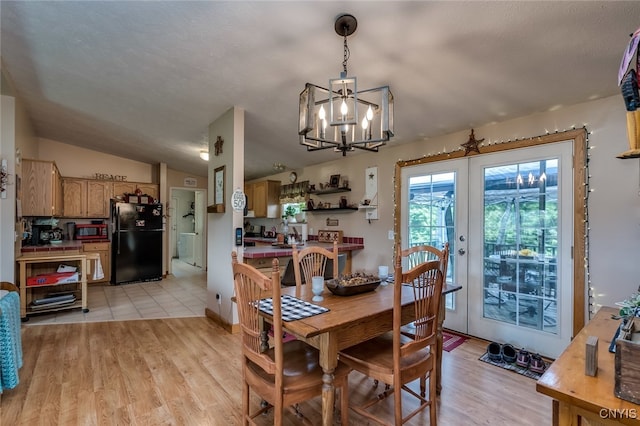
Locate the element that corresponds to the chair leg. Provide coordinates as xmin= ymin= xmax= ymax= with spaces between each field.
xmin=420 ymin=375 xmax=426 ymax=397
xmin=242 ymin=382 xmax=250 ymax=426
xmin=429 ymin=371 xmax=437 ymax=426
xmin=394 ymin=378 xmax=403 ymax=425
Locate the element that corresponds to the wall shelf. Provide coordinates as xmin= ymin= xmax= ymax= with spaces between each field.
xmin=303 ymin=207 xmax=358 ymax=213
xmin=308 ymin=187 xmax=351 ymax=195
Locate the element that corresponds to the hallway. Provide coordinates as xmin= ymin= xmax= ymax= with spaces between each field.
xmin=24 ymin=259 xmax=207 ymax=325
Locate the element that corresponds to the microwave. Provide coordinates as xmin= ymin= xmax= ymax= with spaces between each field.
xmin=75 ymin=224 xmax=108 ymax=240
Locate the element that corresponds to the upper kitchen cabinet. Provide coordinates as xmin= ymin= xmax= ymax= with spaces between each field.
xmin=244 ymin=183 xmax=254 ymax=211
xmin=63 ymin=178 xmax=111 ymax=218
xmin=112 ymin=182 xmax=159 ymax=201
xmin=22 ymin=159 xmax=63 ymax=217
xmin=249 ymin=180 xmax=280 ymax=218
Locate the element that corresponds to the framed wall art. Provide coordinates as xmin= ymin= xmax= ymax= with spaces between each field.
xmin=329 ymin=174 xmax=341 ymax=188
xmin=208 ymin=165 xmax=226 ymax=213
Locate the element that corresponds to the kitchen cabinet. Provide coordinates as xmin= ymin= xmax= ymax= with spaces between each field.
xmin=62 ymin=178 xmax=85 ymax=217
xmin=244 ymin=256 xmax=290 ymax=281
xmin=21 ymin=159 xmax=63 ymax=217
xmin=62 ymin=179 xmax=111 ymax=218
xmin=249 ymin=180 xmax=280 ymax=218
xmin=83 ymin=242 xmax=111 ymax=283
xmin=112 ymin=182 xmax=159 ymax=201
xmin=244 ymin=183 xmax=254 ymax=211
xmin=16 ymin=253 xmax=93 ymax=320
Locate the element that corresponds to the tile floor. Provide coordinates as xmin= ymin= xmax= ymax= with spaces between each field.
xmin=24 ymin=259 xmax=207 ymax=325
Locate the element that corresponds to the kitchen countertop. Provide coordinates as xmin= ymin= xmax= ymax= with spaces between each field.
xmin=242 ymin=241 xmax=364 ymax=259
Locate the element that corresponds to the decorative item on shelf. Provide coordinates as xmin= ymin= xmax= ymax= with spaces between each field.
xmin=298 ymin=13 xmax=394 ymax=156
xmin=329 ymin=174 xmax=340 ymax=188
xmin=617 ymin=27 xmax=640 ymax=159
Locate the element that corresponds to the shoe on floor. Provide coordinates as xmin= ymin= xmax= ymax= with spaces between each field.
xmin=516 ymin=348 xmax=531 ymax=368
xmin=529 ymin=353 xmax=547 ymax=374
xmin=487 ymin=342 xmax=502 ymax=362
xmin=501 ymin=344 xmax=517 ymax=363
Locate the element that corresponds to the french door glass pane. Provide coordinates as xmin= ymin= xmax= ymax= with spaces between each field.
xmin=482 ymin=159 xmax=558 ymax=334
xmin=408 ymin=172 xmax=455 ymax=308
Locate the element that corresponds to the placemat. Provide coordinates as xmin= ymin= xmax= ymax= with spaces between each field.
xmin=259 ymin=295 xmax=329 ymax=322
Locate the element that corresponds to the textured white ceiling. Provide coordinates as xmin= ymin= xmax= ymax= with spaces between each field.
xmin=1 ymin=1 xmax=638 ymax=179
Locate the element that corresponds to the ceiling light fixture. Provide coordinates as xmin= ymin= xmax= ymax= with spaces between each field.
xmin=273 ymin=163 xmax=286 ymax=172
xmin=298 ymin=13 xmax=394 ymax=156
xmin=199 ymin=151 xmax=209 ymax=161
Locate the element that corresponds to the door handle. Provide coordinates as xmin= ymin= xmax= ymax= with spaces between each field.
xmin=458 ymin=248 xmax=466 ymax=255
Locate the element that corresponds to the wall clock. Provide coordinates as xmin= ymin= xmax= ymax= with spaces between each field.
xmin=289 ymin=171 xmax=298 ymax=183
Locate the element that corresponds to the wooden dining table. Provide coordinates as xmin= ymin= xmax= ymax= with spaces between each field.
xmin=272 ymin=281 xmax=462 ymax=426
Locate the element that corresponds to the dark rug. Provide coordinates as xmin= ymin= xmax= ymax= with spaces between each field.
xmin=478 ymin=351 xmax=548 ymax=380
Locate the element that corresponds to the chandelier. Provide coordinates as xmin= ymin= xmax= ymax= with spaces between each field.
xmin=298 ymin=14 xmax=394 ymax=156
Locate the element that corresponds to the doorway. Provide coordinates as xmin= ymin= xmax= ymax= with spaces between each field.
xmin=169 ymin=187 xmax=207 ymax=274
xmin=396 ymin=130 xmax=586 ymax=358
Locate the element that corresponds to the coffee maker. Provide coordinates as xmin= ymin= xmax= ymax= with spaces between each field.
xmin=30 ymin=224 xmax=52 ymax=245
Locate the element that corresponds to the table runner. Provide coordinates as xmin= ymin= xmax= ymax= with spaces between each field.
xmin=259 ymin=294 xmax=329 ymax=321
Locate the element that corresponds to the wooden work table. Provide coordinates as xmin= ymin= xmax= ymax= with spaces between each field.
xmin=536 ymin=306 xmax=640 ymax=425
xmin=16 ymin=253 xmax=99 ymax=319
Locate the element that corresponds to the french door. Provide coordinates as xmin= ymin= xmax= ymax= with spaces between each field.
xmin=401 ymin=142 xmax=573 ymax=358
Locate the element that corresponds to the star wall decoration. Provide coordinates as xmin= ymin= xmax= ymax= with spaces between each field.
xmin=461 ymin=129 xmax=483 ymax=156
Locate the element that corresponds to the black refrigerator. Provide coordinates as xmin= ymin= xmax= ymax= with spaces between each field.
xmin=111 ymin=202 xmax=163 ymax=284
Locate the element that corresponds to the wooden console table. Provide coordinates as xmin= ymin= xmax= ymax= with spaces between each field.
xmin=536 ymin=306 xmax=640 ymax=425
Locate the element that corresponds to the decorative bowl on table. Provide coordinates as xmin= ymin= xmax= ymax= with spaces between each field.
xmin=325 ymin=273 xmax=381 ymax=296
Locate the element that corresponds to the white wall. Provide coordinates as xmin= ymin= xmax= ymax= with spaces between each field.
xmin=258 ymin=95 xmax=639 ymax=320
xmin=207 ymin=107 xmax=244 ymax=325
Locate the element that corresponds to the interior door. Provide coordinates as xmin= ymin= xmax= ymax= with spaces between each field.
xmin=194 ymin=190 xmax=205 ymax=268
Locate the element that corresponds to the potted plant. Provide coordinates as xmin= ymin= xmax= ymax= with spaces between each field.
xmin=282 ymin=205 xmax=297 ymax=223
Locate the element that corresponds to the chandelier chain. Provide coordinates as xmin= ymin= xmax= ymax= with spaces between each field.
xmin=342 ymin=33 xmax=350 ymax=75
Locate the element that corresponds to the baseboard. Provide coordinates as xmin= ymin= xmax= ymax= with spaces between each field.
xmin=205 ymin=307 xmax=240 ymax=333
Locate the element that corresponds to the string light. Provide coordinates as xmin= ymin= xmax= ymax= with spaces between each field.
xmin=583 ymin=126 xmax=594 ymax=318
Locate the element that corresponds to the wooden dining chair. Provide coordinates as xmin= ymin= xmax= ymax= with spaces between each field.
xmin=338 ymin=253 xmax=444 ymax=425
xmin=402 ymin=242 xmax=449 ymax=278
xmin=231 ymin=252 xmax=350 ymax=425
xmin=291 ymin=241 xmax=339 ymax=297
xmin=400 ymin=242 xmax=450 ymax=394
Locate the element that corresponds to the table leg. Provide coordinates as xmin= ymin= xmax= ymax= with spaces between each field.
xmin=436 ymin=293 xmax=446 ymax=394
xmin=318 ymin=333 xmax=338 ymax=426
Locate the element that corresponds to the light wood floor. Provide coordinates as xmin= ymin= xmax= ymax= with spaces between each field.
xmin=1 ymin=315 xmax=553 ymax=425
xmin=5 ymin=260 xmax=552 ymax=424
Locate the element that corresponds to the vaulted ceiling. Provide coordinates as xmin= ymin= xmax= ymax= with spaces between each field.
xmin=1 ymin=1 xmax=637 ymax=180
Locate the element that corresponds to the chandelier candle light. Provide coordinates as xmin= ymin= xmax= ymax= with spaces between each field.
xmin=298 ymin=14 xmax=394 ymax=156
